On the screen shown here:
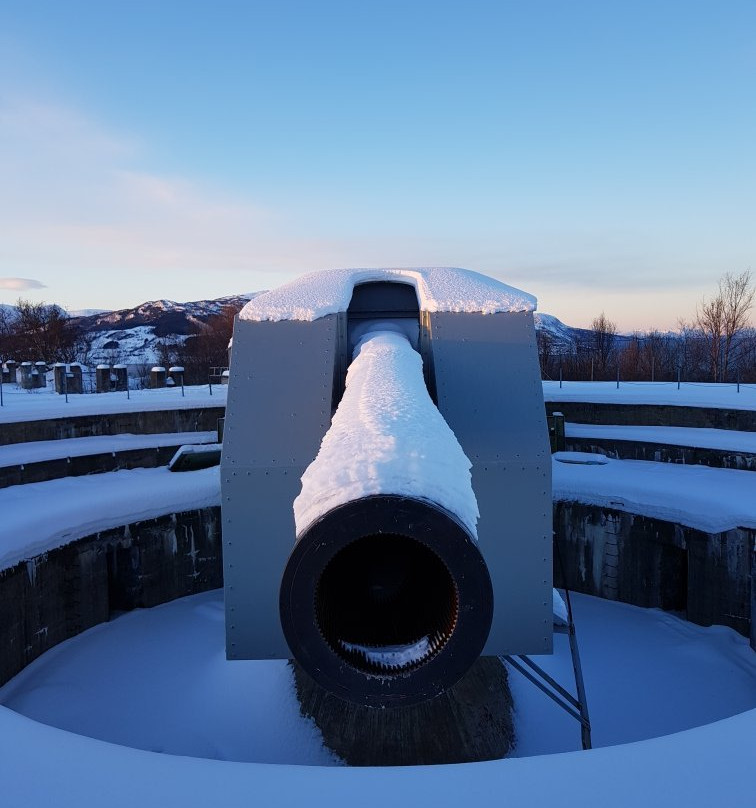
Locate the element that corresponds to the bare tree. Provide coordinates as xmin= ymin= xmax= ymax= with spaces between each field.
xmin=590 ymin=312 xmax=617 ymax=379
xmin=0 ymin=306 xmax=17 ymax=362
xmin=6 ymin=299 xmax=80 ymax=362
xmin=536 ymin=328 xmax=556 ymax=378
xmin=695 ymin=271 xmax=754 ymax=381
xmin=736 ymin=327 xmax=756 ymax=382
xmin=180 ymin=305 xmax=238 ymax=383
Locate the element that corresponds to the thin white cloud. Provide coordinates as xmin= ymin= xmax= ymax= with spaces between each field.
xmin=0 ymin=277 xmax=46 ymax=290
xmin=0 ymin=97 xmax=343 ymax=284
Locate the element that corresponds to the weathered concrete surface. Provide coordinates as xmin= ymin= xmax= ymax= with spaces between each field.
xmin=554 ymin=502 xmax=752 ymax=639
xmin=0 ymin=507 xmax=222 ymax=688
xmin=0 ymin=445 xmax=185 ymax=489
xmin=565 ymin=437 xmax=756 ymax=471
xmin=2 ymin=495 xmax=751 ymax=700
xmin=0 ymin=407 xmax=225 ymax=447
xmin=752 ymin=539 xmax=756 ymax=651
xmin=546 ymin=401 xmax=756 ymax=431
xmin=292 ymin=656 xmax=514 ymax=765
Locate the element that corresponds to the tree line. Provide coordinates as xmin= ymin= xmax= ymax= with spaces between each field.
xmin=538 ymin=271 xmax=756 ymax=383
xmin=2 ymin=272 xmax=753 ymax=386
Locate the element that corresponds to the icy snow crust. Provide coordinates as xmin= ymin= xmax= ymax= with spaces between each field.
xmin=240 ymin=267 xmax=536 ymax=322
xmin=293 ymin=330 xmax=479 ymax=536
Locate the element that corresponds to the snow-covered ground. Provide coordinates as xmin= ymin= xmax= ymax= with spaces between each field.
xmin=0 ymin=383 xmax=225 ymax=425
xmin=565 ymin=422 xmax=756 ymax=452
xmin=0 ymin=590 xmax=753 ymax=807
xmin=85 ymin=324 xmax=174 ymax=368
xmin=0 ymin=431 xmax=217 ymax=468
xmin=0 ymin=373 xmax=754 ymax=806
xmin=545 ymin=380 xmax=756 ymax=410
xmin=0 ymin=466 xmax=220 ymax=570
xmin=552 ymin=454 xmax=756 ymax=533
xmin=2 ymin=381 xmax=754 ymax=431
xmin=2 ymin=450 xmax=755 ymax=573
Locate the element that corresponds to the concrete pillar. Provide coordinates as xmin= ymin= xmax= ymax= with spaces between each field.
xmin=3 ymin=360 xmax=17 ymax=384
xmin=221 ymin=369 xmax=230 ymax=385
xmin=34 ymin=362 xmax=48 ymax=388
xmin=112 ymin=365 xmax=128 ymax=391
xmin=53 ymin=364 xmax=67 ymax=394
xmin=150 ymin=366 xmax=167 ymax=388
xmin=168 ymin=366 xmax=184 ymax=387
xmin=18 ymin=362 xmax=34 ymax=390
xmin=68 ymin=363 xmax=83 ymax=394
xmin=96 ymin=365 xmax=111 ymax=393
xmin=53 ymin=364 xmax=83 ymax=394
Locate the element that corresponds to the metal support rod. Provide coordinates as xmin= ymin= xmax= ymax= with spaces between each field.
xmin=507 ymin=539 xmax=593 ymax=750
xmin=567 ymin=622 xmax=593 ymax=750
xmin=502 ymin=656 xmax=586 ymax=726
xmin=515 ymin=654 xmax=582 ymax=710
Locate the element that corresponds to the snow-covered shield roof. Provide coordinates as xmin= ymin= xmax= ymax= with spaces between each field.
xmin=240 ymin=267 xmax=536 ymax=322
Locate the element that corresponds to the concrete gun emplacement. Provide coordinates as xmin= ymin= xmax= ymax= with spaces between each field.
xmin=221 ymin=268 xmax=552 ymax=708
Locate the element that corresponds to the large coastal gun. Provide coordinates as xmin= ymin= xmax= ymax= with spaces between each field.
xmin=221 ymin=268 xmax=552 ymax=707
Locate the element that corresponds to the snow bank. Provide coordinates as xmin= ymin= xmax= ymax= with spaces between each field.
xmin=240 ymin=267 xmax=536 ymax=322
xmin=565 ymin=422 xmax=756 ymax=453
xmin=545 ymin=380 xmax=756 ymax=411
xmin=0 ymin=432 xmax=218 ymax=468
xmin=0 ymin=466 xmax=220 ymax=571
xmin=293 ymin=329 xmax=478 ymax=536
xmin=4 ymin=591 xmax=755 ymax=763
xmin=0 ymin=591 xmax=754 ymax=807
xmin=0 ymin=384 xmax=225 ymax=425
xmin=553 ymin=456 xmax=756 ymax=533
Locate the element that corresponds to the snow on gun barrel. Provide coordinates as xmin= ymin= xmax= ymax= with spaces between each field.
xmin=280 ymin=327 xmax=494 ymax=707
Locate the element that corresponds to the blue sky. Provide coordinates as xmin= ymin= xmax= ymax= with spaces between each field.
xmin=0 ymin=1 xmax=754 ymax=329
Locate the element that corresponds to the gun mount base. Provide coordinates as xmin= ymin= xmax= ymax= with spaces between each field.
xmin=291 ymin=656 xmax=514 ymax=766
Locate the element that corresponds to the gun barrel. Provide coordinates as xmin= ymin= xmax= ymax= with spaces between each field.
xmin=280 ymin=329 xmax=493 ymax=707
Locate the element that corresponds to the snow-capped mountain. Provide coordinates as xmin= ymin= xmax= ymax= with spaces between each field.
xmin=72 ymin=298 xmax=584 ymax=367
xmin=534 ymin=313 xmax=579 ymax=348
xmin=4 ymin=293 xmax=584 ymax=368
xmin=69 ymin=294 xmax=258 ymax=367
xmin=73 ymin=294 xmax=256 ymax=336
